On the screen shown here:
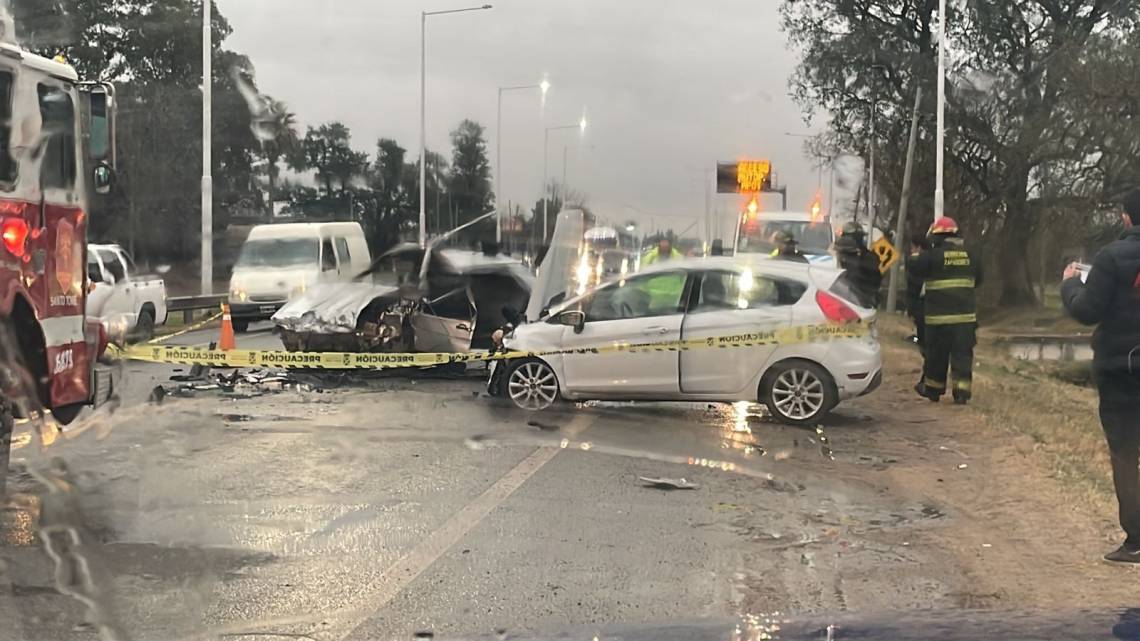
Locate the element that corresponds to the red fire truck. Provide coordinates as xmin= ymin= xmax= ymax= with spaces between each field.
xmin=0 ymin=16 xmax=117 ymax=487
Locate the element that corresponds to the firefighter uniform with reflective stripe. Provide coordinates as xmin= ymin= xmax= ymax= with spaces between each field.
xmin=909 ymin=225 xmax=982 ymax=403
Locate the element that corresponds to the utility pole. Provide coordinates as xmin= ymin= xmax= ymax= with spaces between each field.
xmin=418 ymin=11 xmax=427 ymax=246
xmin=887 ymin=86 xmax=924 ymax=313
xmin=200 ymin=0 xmax=212 ymax=295
xmin=935 ymin=0 xmax=947 ymax=220
xmin=868 ymin=97 xmax=875 ymax=227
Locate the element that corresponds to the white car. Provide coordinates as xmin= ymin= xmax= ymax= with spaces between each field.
xmin=488 ymin=257 xmax=881 ymax=425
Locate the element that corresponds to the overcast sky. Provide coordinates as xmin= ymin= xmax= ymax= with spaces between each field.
xmin=218 ymin=0 xmax=830 ymax=238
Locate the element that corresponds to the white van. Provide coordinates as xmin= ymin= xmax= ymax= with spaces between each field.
xmin=228 ymin=222 xmax=371 ymax=332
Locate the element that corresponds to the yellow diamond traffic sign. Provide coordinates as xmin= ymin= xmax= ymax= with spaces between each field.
xmin=870 ymin=236 xmax=900 ymax=274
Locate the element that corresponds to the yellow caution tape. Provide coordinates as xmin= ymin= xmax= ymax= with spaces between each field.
xmin=112 ymin=321 xmax=872 ymax=370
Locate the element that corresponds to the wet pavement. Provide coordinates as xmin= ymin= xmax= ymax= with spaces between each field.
xmin=0 ymin=328 xmax=1127 ymax=640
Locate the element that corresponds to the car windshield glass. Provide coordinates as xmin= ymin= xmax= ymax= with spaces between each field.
xmin=236 ymin=238 xmax=319 ymax=267
xmin=737 ymin=220 xmax=832 ymax=255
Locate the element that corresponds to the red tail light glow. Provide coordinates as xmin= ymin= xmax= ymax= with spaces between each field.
xmin=2 ymin=218 xmax=28 ymax=257
xmin=816 ymin=290 xmax=860 ymax=324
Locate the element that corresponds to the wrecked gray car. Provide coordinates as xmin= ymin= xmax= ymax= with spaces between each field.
xmin=272 ymin=227 xmax=533 ymax=355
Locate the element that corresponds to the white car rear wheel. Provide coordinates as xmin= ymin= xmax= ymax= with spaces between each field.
xmin=761 ymin=360 xmax=837 ymax=425
xmin=506 ymin=359 xmax=560 ymax=411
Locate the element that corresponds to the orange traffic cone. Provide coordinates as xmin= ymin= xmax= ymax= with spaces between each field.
xmin=219 ymin=303 xmax=236 ymax=351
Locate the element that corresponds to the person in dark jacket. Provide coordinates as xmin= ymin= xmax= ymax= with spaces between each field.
xmin=1061 ymin=188 xmax=1140 ymax=564
xmin=834 ymin=222 xmax=883 ymax=308
xmin=909 ymin=216 xmax=982 ymax=404
xmin=906 ymin=233 xmax=931 ymax=350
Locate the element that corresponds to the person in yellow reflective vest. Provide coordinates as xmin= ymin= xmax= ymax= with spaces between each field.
xmin=641 ymin=238 xmax=685 ymax=311
xmin=909 ymin=216 xmax=983 ymax=404
xmin=642 ymin=237 xmax=683 ymax=265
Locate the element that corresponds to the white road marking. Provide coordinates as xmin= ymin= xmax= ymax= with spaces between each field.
xmin=167 ymin=412 xmax=597 ymax=641
xmin=334 ymin=412 xmax=595 ymax=639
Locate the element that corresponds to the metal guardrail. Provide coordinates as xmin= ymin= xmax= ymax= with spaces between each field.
xmin=168 ymin=294 xmax=227 ymax=323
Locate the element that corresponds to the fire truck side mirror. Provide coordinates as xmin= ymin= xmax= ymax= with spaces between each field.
xmin=93 ymin=162 xmax=113 ymax=195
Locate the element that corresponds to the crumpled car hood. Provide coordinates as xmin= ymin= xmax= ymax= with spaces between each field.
xmin=272 ymin=281 xmax=397 ymax=334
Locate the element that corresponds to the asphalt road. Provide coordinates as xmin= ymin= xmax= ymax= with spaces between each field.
xmin=0 ymin=324 xmax=1060 ymax=640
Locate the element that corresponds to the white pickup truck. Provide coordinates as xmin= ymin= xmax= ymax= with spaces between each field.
xmin=87 ymin=244 xmax=168 ymax=340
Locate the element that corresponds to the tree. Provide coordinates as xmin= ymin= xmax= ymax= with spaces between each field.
xmin=302 ymin=122 xmax=369 ymax=195
xmin=447 ymin=119 xmax=493 ymax=226
xmin=258 ymin=98 xmax=303 ymax=211
xmin=781 ymin=0 xmax=1140 ymax=305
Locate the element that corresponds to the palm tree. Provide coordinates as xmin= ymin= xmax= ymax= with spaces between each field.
xmin=261 ymin=99 xmax=303 ymax=213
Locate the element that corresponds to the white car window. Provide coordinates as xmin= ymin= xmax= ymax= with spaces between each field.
xmin=694 ymin=270 xmax=807 ymax=311
xmin=584 ymin=272 xmax=687 ymax=322
xmin=335 ymin=237 xmax=351 ymax=264
xmin=98 ymin=249 xmax=124 ymax=283
xmin=87 ymin=255 xmax=104 ymax=283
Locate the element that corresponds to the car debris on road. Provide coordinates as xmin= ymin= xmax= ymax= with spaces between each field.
xmin=638 ymin=476 xmax=700 ymax=490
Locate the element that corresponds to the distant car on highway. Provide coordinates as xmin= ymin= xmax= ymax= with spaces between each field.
xmin=87 ymin=244 xmax=168 ymax=340
xmin=488 ymin=256 xmax=880 ymax=424
xmin=228 ymin=222 xmax=372 ymax=332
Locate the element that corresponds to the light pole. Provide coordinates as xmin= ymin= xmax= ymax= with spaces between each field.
xmin=496 ymin=78 xmax=549 ymax=243
xmin=201 ymin=0 xmax=212 ymax=295
xmin=420 ymin=4 xmax=493 ymax=248
xmin=542 ymin=117 xmax=587 ymax=240
xmin=935 ymin=0 xmax=947 ymax=220
xmin=867 ymin=63 xmax=887 ymax=226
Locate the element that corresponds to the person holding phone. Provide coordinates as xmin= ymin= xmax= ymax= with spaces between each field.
xmin=1062 ymin=188 xmax=1140 ymax=563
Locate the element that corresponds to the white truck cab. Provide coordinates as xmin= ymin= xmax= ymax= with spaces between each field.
xmin=228 ymin=222 xmax=371 ymax=332
xmin=87 ymin=244 xmax=167 ymax=340
xmin=734 ymin=210 xmax=836 ymax=265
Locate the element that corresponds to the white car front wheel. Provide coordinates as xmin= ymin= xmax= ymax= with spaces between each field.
xmin=761 ymin=360 xmax=837 ymax=425
xmin=505 ymin=358 xmax=560 ymax=411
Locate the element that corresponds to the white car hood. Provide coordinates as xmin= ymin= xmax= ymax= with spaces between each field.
xmin=272 ymin=281 xmax=397 ymax=334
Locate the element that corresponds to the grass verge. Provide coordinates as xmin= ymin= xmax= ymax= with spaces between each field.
xmin=879 ymin=314 xmax=1112 ymax=507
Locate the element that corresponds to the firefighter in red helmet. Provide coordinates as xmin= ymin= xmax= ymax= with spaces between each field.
xmin=908 ymin=216 xmax=983 ymax=404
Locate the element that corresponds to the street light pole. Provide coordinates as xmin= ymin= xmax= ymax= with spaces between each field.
xmin=419 ymin=4 xmax=493 ymax=248
xmin=542 ymin=118 xmax=587 ymax=240
xmin=419 ymin=10 xmax=426 ymax=247
xmin=201 ymin=0 xmax=212 ymax=295
xmin=496 ymin=80 xmax=549 ymax=243
xmin=935 ymin=0 xmax=946 ymax=220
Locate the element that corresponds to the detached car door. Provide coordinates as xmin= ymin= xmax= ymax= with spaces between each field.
xmin=680 ymin=268 xmax=805 ymax=395
xmin=560 ymin=270 xmax=692 ymax=396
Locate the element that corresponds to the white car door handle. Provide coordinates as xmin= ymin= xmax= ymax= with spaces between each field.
xmin=642 ymin=326 xmax=669 ymax=335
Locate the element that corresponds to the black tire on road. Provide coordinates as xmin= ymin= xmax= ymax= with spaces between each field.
xmin=135 ymin=308 xmax=155 ymax=341
xmin=232 ymin=319 xmax=250 ymax=333
xmin=504 ymin=358 xmax=560 ymax=411
xmin=760 ymin=359 xmax=837 ymax=426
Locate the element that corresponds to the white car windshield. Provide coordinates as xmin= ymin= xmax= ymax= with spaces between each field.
xmin=236 ymin=238 xmax=319 ymax=268
xmin=737 ymin=220 xmax=833 ymax=255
